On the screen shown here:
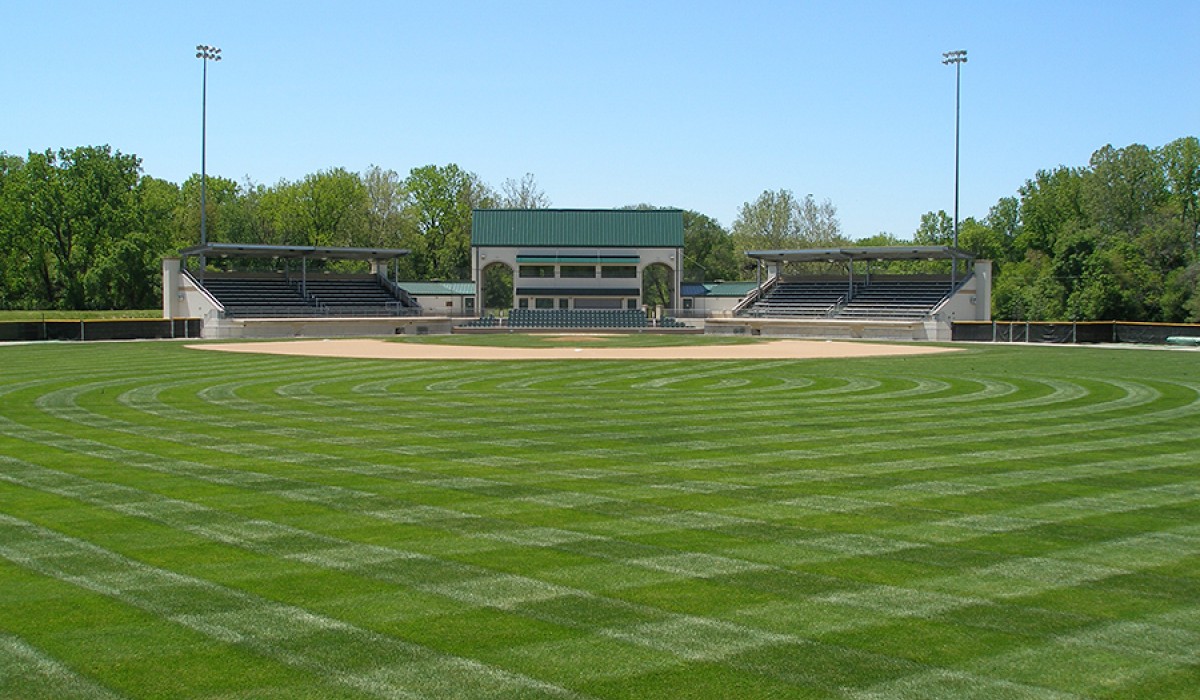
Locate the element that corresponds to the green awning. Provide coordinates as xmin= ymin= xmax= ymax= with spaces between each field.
xmin=515 ymin=287 xmax=640 ymax=297
xmin=516 ymin=255 xmax=640 ymax=264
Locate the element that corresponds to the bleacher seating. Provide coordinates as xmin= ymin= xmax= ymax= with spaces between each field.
xmin=300 ymin=278 xmax=418 ymax=316
xmin=837 ymin=279 xmax=952 ymax=319
xmin=458 ymin=315 xmax=501 ymax=328
xmin=739 ymin=278 xmax=953 ymax=320
xmin=200 ymin=275 xmax=418 ymax=317
xmin=744 ymin=280 xmax=851 ymax=318
xmin=507 ymin=308 xmax=649 ymax=329
xmin=200 ymin=277 xmax=319 ymax=317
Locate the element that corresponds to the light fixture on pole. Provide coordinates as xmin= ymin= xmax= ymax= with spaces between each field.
xmin=196 ymin=44 xmax=221 ymax=271
xmin=942 ymin=49 xmax=966 ymax=252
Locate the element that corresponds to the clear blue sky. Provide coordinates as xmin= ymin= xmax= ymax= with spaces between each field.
xmin=4 ymin=1 xmax=1198 ymax=239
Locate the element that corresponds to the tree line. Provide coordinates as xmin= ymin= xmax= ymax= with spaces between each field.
xmin=1 ymin=137 xmax=1197 ymax=321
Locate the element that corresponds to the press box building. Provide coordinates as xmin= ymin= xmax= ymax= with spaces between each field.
xmin=470 ymin=209 xmax=685 ymax=313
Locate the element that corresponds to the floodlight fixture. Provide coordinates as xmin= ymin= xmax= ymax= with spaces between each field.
xmin=196 ymin=44 xmax=221 ymax=257
xmin=942 ymin=49 xmax=967 ymax=261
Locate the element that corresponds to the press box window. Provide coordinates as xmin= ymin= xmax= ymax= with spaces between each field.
xmin=601 ymin=266 xmax=636 ymax=279
xmin=519 ymin=265 xmax=555 ymax=278
xmin=560 ymin=265 xmax=596 ymax=278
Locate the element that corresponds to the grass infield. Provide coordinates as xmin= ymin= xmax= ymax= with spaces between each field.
xmin=0 ymin=339 xmax=1197 ymax=699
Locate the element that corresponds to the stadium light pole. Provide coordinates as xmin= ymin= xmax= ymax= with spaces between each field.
xmin=942 ymin=50 xmax=966 ymax=251
xmin=196 ymin=44 xmax=221 ymax=271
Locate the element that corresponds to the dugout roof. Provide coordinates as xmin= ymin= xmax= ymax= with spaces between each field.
xmin=745 ymin=246 xmax=973 ymax=263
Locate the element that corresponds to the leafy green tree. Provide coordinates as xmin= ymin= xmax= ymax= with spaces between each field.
xmin=0 ymin=153 xmax=33 ymax=307
xmin=299 ymin=168 xmax=370 ymax=248
xmin=992 ymin=251 xmax=1065 ymax=321
xmin=403 ymin=164 xmax=495 ymax=279
xmin=1016 ymin=166 xmax=1086 ymax=255
xmin=363 ymin=165 xmax=411 ymax=249
xmin=681 ymin=210 xmax=738 ymax=282
xmin=175 ymin=174 xmax=240 ymax=250
xmin=499 ymin=173 xmax=550 ymax=209
xmin=481 ymin=263 xmax=513 ymax=311
xmin=732 ymin=191 xmax=846 ymax=277
xmin=20 ymin=146 xmax=142 ymax=309
xmin=1083 ymin=143 xmax=1165 ymax=237
xmin=914 ymin=210 xmax=954 ymax=245
xmin=1160 ymin=136 xmax=1200 ymax=252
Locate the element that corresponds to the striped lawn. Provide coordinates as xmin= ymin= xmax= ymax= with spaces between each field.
xmin=0 ymin=340 xmax=1197 ymax=699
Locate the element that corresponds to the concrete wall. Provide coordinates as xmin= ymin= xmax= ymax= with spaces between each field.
xmin=162 ymin=257 xmax=224 ymax=327
xmin=407 ymin=294 xmax=473 ymax=316
xmin=928 ymin=260 xmax=993 ymax=334
xmin=705 ymin=317 xmax=937 ymax=340
xmin=203 ymin=316 xmax=455 ymax=339
xmin=682 ymin=295 xmax=747 ymax=317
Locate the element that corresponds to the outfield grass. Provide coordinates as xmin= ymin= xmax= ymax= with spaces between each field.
xmin=0 ymin=339 xmax=1197 ymax=699
xmin=0 ymin=310 xmax=160 ymax=321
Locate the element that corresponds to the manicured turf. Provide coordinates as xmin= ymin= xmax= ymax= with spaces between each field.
xmin=0 ymin=310 xmax=160 ymax=321
xmin=0 ymin=339 xmax=1197 ymax=699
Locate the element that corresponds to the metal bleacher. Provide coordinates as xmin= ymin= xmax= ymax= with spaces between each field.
xmin=741 ymin=278 xmax=954 ymax=321
xmin=745 ymin=280 xmax=850 ymax=318
xmin=837 ymin=279 xmax=953 ymax=319
xmin=200 ymin=275 xmax=418 ymax=318
xmin=199 ymin=277 xmax=317 ymax=318
xmin=300 ymin=278 xmax=418 ymax=317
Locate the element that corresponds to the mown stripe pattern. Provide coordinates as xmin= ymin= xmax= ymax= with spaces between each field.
xmin=0 ymin=342 xmax=1197 ymax=699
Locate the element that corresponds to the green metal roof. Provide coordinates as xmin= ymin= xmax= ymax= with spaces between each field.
xmin=681 ymin=281 xmax=759 ymax=297
xmin=473 ymin=209 xmax=684 ymax=248
xmin=397 ymin=281 xmax=475 ymax=296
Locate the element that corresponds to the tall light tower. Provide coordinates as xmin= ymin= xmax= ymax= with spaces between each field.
xmin=942 ymin=50 xmax=966 ymax=252
xmin=196 ymin=44 xmax=221 ymax=271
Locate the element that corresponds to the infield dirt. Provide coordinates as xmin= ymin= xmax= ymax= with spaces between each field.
xmin=190 ymin=338 xmax=960 ymax=361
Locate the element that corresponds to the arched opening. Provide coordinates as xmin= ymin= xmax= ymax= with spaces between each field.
xmin=481 ymin=262 xmax=514 ymax=314
xmin=642 ymin=263 xmax=675 ymax=313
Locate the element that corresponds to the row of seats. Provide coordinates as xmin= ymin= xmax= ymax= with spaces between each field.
xmin=200 ymin=276 xmax=417 ymax=317
xmin=459 ymin=315 xmax=501 ymax=328
xmin=200 ymin=277 xmax=320 ymax=317
xmin=457 ymin=312 xmax=689 ymax=329
xmin=301 ymin=278 xmax=418 ymax=316
xmin=838 ymin=280 xmax=953 ymax=319
xmin=507 ymin=308 xmax=649 ymax=328
xmin=741 ymin=279 xmax=953 ymax=320
xmin=744 ymin=281 xmax=851 ymax=318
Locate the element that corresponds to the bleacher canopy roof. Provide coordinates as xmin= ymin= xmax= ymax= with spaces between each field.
xmin=745 ymin=246 xmax=973 ymax=263
xmin=179 ymin=243 xmax=409 ymax=261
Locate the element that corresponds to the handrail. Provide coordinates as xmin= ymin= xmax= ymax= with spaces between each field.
xmin=181 ymin=269 xmax=226 ymax=313
xmin=930 ymin=271 xmax=973 ymax=317
xmin=732 ymin=276 xmax=778 ymax=315
xmin=378 ymin=276 xmax=421 ymax=312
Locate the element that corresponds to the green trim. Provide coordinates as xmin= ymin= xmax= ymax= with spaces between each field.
xmin=397 ymin=281 xmax=475 ymax=296
xmin=515 ymin=255 xmax=641 ymax=264
xmin=515 ymin=287 xmax=640 ymax=297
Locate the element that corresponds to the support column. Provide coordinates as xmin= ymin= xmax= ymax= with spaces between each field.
xmin=162 ymin=257 xmax=180 ymax=320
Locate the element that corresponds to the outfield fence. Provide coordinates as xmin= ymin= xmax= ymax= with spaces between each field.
xmin=0 ymin=318 xmax=202 ymax=343
xmin=953 ymin=320 xmax=1200 ymax=344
